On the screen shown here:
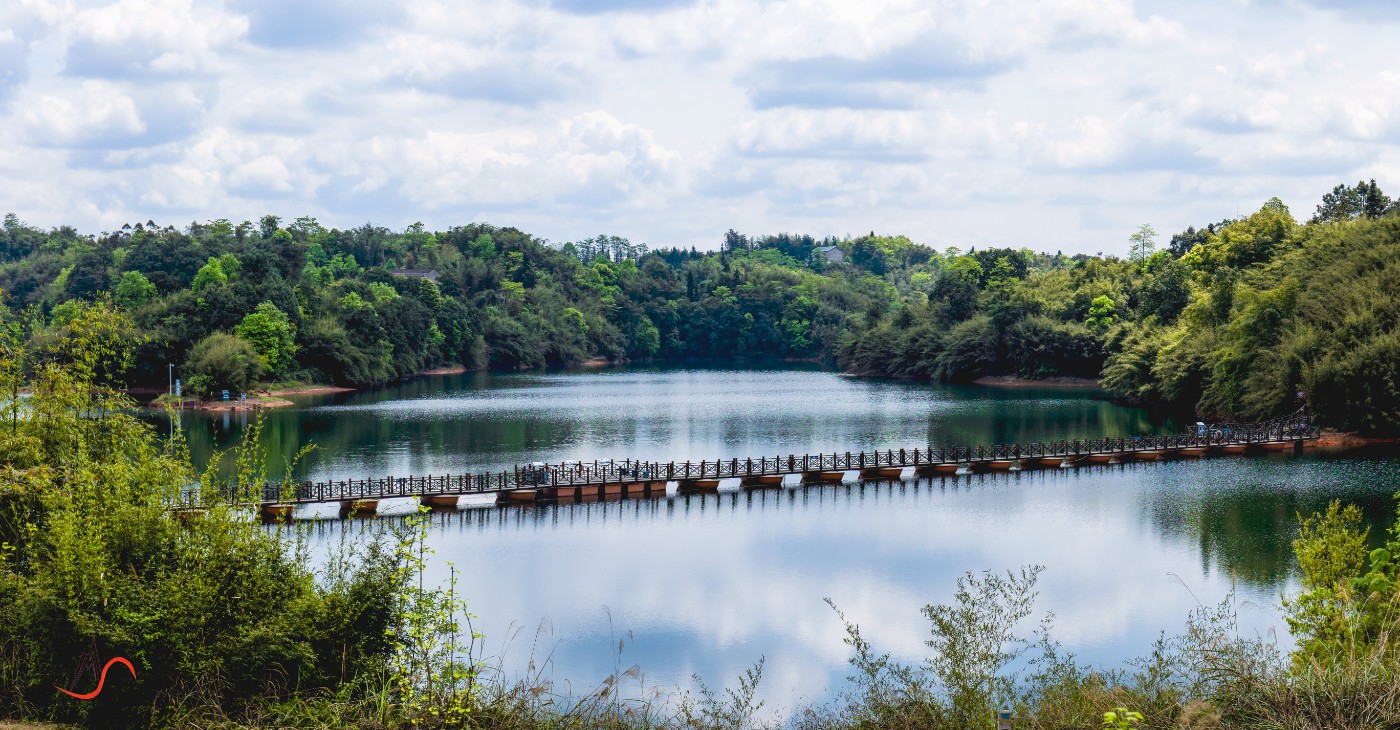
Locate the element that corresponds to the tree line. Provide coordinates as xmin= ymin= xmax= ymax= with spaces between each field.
xmin=0 ymin=215 xmax=885 ymax=398
xmin=1 ymin=177 xmax=1396 ymax=431
xmin=842 ymin=180 xmax=1400 ymax=433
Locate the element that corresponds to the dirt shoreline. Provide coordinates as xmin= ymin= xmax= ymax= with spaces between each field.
xmin=145 ymin=396 xmax=297 ymax=411
xmin=416 ymin=365 xmax=468 ymax=376
xmin=1314 ymin=430 xmax=1400 ymax=448
xmin=197 ymin=397 xmax=297 ymax=411
xmin=263 ymin=385 xmax=356 ymax=397
xmin=146 ymin=365 xmax=475 ymax=410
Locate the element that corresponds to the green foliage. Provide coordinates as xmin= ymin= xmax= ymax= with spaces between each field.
xmin=1285 ymin=498 xmax=1400 ymax=667
xmin=1086 ymin=295 xmax=1117 ymax=329
xmin=217 ymin=252 xmax=242 ymax=279
xmin=0 ymin=301 xmax=409 ymax=728
xmin=935 ymin=315 xmax=998 ymax=382
xmin=923 ymin=566 xmax=1044 ymax=724
xmin=338 ymin=290 xmax=368 ymax=311
xmin=186 ymin=332 xmax=263 ymax=395
xmin=818 ymin=566 xmax=1254 ymax=730
xmin=386 ymin=510 xmax=481 ymax=726
xmin=112 ymin=271 xmax=157 ymax=309
xmin=234 ymin=302 xmax=297 ymax=376
xmin=1005 ymin=316 xmax=1103 ymax=378
xmin=631 ymin=316 xmax=660 ymax=357
xmin=1312 ymin=179 xmax=1394 ymax=223
xmin=1128 ymin=223 xmax=1157 ymax=263
xmin=368 ymin=281 xmax=399 ymax=304
xmin=415 ymin=278 xmax=444 ymax=312
xmin=1137 ymin=255 xmax=1190 ymax=323
xmin=1100 ymin=204 xmax=1400 ymax=429
xmin=190 ymin=257 xmax=228 ymax=292
xmin=3 ymin=188 xmax=1399 ymax=431
xmin=1102 ymin=706 xmax=1144 ymax=728
xmin=1183 ymin=198 xmax=1297 ymax=275
xmin=1222 ymin=496 xmax=1400 ymax=729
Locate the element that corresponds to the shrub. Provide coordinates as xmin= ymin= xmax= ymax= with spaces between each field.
xmin=0 ymin=301 xmax=411 ymax=728
xmin=185 ymin=332 xmax=263 ymax=395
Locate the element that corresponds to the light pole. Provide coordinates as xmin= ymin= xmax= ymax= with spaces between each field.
xmin=167 ymin=362 xmax=175 ymax=447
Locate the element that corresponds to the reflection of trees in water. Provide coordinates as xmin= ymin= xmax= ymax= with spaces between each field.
xmin=158 ymin=372 xmax=1182 ymax=482
xmin=151 ymin=368 xmax=1399 ymax=605
xmin=924 ymin=391 xmax=1179 ymax=447
xmin=168 ymin=408 xmax=578 ymax=481
xmin=1147 ymin=456 xmax=1399 ymax=592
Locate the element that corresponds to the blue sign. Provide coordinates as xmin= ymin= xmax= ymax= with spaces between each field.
xmin=222 ymin=390 xmax=230 ymax=401
xmin=174 ymin=379 xmax=181 ymax=397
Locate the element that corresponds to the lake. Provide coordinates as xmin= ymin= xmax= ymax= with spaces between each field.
xmin=158 ymin=366 xmax=1400 ymax=716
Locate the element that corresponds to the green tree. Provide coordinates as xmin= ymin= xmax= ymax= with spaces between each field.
xmin=1086 ymin=295 xmax=1116 ymax=329
xmin=923 ymin=566 xmax=1044 ymax=726
xmin=190 ymin=257 xmax=227 ymax=292
xmin=258 ymin=214 xmax=281 ymax=238
xmin=1284 ymin=501 xmax=1372 ymax=661
xmin=1128 ymin=223 xmax=1158 ymax=263
xmin=415 ymin=278 xmax=444 ymax=312
xmin=631 ymin=316 xmax=660 ymax=356
xmin=185 ymin=332 xmax=263 ymax=395
xmin=469 ymin=233 xmax=495 ymax=259
xmin=934 ymin=256 xmax=984 ymax=323
xmin=112 ymin=271 xmax=158 ymax=309
xmin=562 ymin=306 xmax=589 ymax=338
xmin=1137 ymin=254 xmax=1190 ymax=322
xmin=1312 ymin=179 xmax=1393 ymax=223
xmin=234 ymin=302 xmax=297 ymax=376
xmin=368 ymin=281 xmax=399 ymax=304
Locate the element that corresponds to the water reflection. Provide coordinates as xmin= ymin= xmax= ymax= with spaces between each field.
xmin=301 ymin=449 xmax=1398 ymax=714
xmin=158 ymin=367 xmax=1398 ymax=713
xmin=1143 ymin=449 xmax=1400 ymax=590
xmin=156 ymin=367 xmax=1178 ymax=482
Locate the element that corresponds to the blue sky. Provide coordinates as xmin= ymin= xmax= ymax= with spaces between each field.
xmin=1 ymin=0 xmax=1397 ymax=254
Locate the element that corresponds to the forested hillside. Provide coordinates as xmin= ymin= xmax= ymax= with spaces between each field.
xmin=0 ymin=217 xmax=881 ymax=395
xmin=843 ymin=183 xmax=1400 ymax=433
xmin=1 ymin=179 xmax=1396 ymax=431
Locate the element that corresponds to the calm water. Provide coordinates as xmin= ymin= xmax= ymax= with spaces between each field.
xmin=161 ymin=367 xmax=1400 ymax=714
xmin=166 ymin=366 xmax=1180 ymax=480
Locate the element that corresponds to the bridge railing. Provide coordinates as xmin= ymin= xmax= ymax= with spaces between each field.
xmin=224 ymin=406 xmax=1319 ymax=506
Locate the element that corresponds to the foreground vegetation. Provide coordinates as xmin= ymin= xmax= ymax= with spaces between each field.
xmin=0 ymin=302 xmax=471 ymax=727
xmin=0 ymin=301 xmax=1398 ymax=728
xmin=1 ymin=178 xmax=1397 ymax=431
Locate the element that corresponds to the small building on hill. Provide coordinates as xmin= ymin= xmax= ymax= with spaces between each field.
xmin=812 ymin=246 xmax=845 ymax=263
xmin=389 ymin=268 xmax=441 ymax=282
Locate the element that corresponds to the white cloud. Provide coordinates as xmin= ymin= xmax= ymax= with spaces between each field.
xmin=377 ymin=32 xmax=582 ymax=105
xmin=20 ymin=80 xmax=146 ymax=146
xmin=65 ymin=0 xmax=247 ymax=78
xmin=734 ymin=109 xmax=931 ymax=160
xmin=0 ymin=0 xmax=1396 ymax=253
xmin=0 ymin=30 xmax=29 ymax=102
xmin=386 ymin=110 xmax=683 ymax=211
xmin=229 ymin=0 xmax=401 ymax=48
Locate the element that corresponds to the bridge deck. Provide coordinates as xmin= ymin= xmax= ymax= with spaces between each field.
xmin=195 ymin=411 xmax=1318 ymax=509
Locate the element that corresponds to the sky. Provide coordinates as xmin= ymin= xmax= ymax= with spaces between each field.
xmin=1 ymin=0 xmax=1398 ymax=255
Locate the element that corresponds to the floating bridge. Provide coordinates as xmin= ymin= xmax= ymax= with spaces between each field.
xmin=197 ymin=408 xmax=1319 ymax=521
